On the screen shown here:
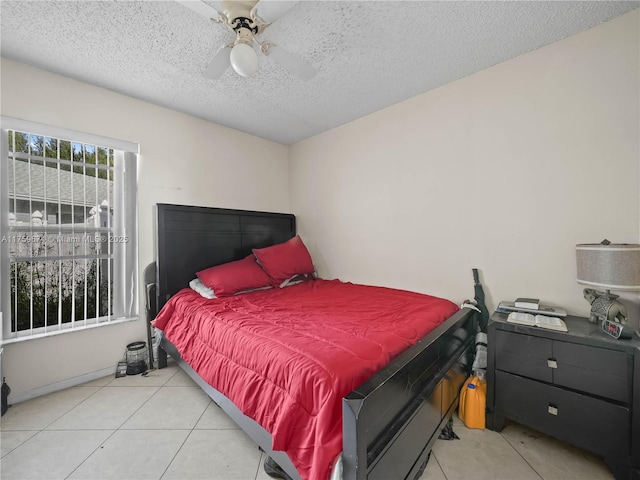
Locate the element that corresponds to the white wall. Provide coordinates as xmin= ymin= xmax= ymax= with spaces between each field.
xmin=290 ymin=11 xmax=640 ymax=324
xmin=0 ymin=58 xmax=290 ymax=400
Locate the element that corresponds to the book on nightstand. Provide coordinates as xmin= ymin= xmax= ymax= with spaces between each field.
xmin=514 ymin=297 xmax=540 ymax=310
xmin=507 ymin=312 xmax=568 ymax=332
xmin=496 ymin=301 xmax=567 ymax=317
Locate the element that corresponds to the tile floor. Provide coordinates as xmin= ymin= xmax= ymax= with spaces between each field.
xmin=1 ymin=362 xmax=614 ymax=480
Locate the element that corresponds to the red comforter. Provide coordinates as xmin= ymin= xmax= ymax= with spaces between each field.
xmin=153 ymin=279 xmax=458 ymax=480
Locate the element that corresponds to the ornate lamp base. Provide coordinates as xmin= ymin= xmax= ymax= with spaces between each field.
xmin=583 ymin=288 xmax=628 ymax=325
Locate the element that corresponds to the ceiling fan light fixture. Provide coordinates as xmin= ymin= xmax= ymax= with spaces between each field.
xmin=180 ymin=0 xmax=314 ymax=80
xmin=230 ymin=42 xmax=259 ymax=77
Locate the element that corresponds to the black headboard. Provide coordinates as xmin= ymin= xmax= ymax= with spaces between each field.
xmin=155 ymin=204 xmax=296 ymax=309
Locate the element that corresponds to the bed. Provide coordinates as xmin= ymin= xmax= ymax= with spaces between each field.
xmin=149 ymin=204 xmax=478 ymax=480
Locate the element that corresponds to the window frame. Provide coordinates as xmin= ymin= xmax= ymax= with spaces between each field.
xmin=0 ymin=116 xmax=139 ymax=343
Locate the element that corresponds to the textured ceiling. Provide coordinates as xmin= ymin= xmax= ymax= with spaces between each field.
xmin=1 ymin=1 xmax=638 ymax=145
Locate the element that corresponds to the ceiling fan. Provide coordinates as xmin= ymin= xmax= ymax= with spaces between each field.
xmin=177 ymin=0 xmax=316 ymax=80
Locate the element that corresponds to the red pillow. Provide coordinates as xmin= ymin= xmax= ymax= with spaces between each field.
xmin=196 ymin=255 xmax=271 ymax=297
xmin=253 ymin=236 xmax=315 ymax=286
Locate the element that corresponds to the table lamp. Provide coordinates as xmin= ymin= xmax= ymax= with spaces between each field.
xmin=576 ymin=240 xmax=640 ymax=327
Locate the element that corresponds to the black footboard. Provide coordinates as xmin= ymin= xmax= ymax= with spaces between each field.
xmin=343 ymin=308 xmax=476 ymax=480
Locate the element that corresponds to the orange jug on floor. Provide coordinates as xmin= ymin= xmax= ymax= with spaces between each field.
xmin=458 ymin=376 xmax=486 ymax=429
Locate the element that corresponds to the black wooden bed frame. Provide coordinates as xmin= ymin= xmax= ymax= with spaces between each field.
xmin=149 ymin=203 xmax=477 ymax=480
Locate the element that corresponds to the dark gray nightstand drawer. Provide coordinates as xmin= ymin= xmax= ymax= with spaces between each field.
xmin=495 ymin=371 xmax=630 ymax=458
xmin=494 ymin=330 xmax=553 ymax=382
xmin=553 ymin=341 xmax=630 ymax=403
xmin=494 ymin=329 xmax=630 ymax=403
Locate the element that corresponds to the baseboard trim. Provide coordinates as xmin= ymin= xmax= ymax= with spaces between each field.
xmin=8 ymin=366 xmax=115 ymax=404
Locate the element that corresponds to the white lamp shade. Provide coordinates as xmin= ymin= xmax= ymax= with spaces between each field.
xmin=230 ymin=43 xmax=259 ymax=77
xmin=576 ymin=243 xmax=640 ymax=290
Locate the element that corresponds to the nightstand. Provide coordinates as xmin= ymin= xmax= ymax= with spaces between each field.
xmin=487 ymin=312 xmax=640 ymax=480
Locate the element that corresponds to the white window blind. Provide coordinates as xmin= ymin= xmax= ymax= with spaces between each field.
xmin=0 ymin=117 xmax=138 ymax=341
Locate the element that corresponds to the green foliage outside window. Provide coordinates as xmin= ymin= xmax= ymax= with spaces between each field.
xmin=10 ymin=254 xmax=112 ymax=332
xmin=8 ymin=130 xmax=113 ymax=179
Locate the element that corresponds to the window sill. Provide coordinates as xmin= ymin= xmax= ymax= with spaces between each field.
xmin=1 ymin=316 xmax=140 ymax=345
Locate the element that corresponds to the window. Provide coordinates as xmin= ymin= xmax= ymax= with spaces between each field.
xmin=1 ymin=117 xmax=138 ymax=341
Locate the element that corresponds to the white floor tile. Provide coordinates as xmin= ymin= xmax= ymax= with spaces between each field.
xmin=82 ymin=375 xmax=115 ymax=387
xmin=46 ymin=386 xmax=159 ymax=430
xmin=0 ymin=430 xmax=37 ymax=457
xmin=501 ymin=423 xmax=614 ymax=480
xmin=195 ymin=401 xmax=241 ymax=430
xmin=162 ymin=429 xmax=262 ymax=480
xmin=164 ymin=367 xmax=198 ymax=387
xmin=121 ymin=386 xmax=210 ymax=430
xmin=0 ymin=386 xmax=100 ymax=431
xmin=432 ymin=424 xmax=542 ymax=480
xmin=1 ymin=370 xmax=620 ymax=480
xmin=106 ymin=363 xmax=181 ymax=387
xmin=68 ymin=429 xmax=190 ymax=480
xmin=254 ymin=452 xmax=271 ymax=480
xmin=0 ymin=429 xmax=112 ymax=480
xmin=418 ymin=452 xmax=447 ymax=480
xmin=451 ymin=411 xmax=463 ymax=425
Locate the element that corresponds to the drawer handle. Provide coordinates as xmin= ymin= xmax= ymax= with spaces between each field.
xmin=548 ymin=405 xmax=559 ymax=416
xmin=547 ymin=359 xmax=558 ymax=369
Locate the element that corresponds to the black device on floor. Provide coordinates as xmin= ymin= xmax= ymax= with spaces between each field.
xmin=1 ymin=377 xmax=10 ymax=416
xmin=115 ymin=361 xmax=128 ymax=378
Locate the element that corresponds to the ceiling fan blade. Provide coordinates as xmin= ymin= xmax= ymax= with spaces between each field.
xmin=176 ymin=0 xmax=221 ymax=20
xmin=253 ymin=0 xmax=299 ymax=24
xmin=264 ymin=44 xmax=316 ymax=81
xmin=203 ymin=45 xmax=232 ymax=79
